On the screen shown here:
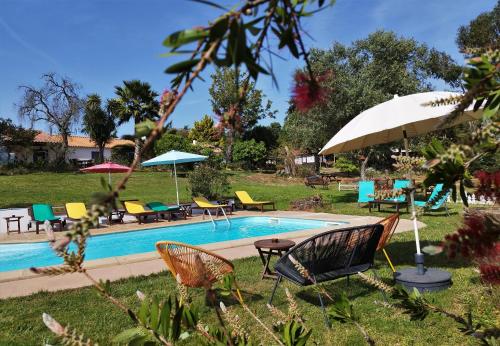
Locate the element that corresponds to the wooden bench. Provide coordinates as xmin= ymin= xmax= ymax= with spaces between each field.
xmin=304 ymin=175 xmax=329 ymax=189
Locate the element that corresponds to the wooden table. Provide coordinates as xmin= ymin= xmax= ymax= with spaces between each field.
xmin=368 ymin=199 xmax=408 ymax=213
xmin=254 ymin=239 xmax=296 ymax=280
xmin=4 ymin=215 xmax=23 ymax=234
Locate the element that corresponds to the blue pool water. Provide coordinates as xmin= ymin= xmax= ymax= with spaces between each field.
xmin=0 ymin=217 xmax=347 ymax=272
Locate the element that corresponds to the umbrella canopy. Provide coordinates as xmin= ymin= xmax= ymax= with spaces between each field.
xmin=80 ymin=162 xmax=131 ymax=185
xmin=142 ymin=150 xmax=207 ymax=166
xmin=80 ymin=162 xmax=131 ymax=174
xmin=319 ymin=91 xmax=482 ymax=155
xmin=141 ymin=150 xmax=207 ymax=205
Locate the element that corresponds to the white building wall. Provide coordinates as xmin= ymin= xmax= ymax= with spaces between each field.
xmin=66 ymin=147 xmax=112 ymax=161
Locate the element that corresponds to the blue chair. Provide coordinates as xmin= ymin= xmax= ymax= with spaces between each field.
xmin=386 ymin=179 xmax=411 ymax=202
xmin=415 ymin=183 xmax=451 ymax=215
xmin=358 ymin=181 xmax=375 ymax=205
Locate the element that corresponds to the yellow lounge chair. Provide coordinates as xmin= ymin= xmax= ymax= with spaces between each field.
xmin=192 ymin=196 xmax=232 ymax=219
xmin=235 ymin=191 xmax=275 ymax=212
xmin=65 ymin=202 xmax=88 ymax=220
xmin=122 ymin=200 xmax=159 ymax=224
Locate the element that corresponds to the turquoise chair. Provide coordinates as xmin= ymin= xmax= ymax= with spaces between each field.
xmin=30 ymin=203 xmax=64 ymax=234
xmin=387 ymin=179 xmax=411 ymax=202
xmin=358 ymin=181 xmax=375 ymax=205
xmin=415 ymin=184 xmax=450 ymax=215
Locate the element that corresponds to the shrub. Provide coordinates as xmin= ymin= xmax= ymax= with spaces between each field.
xmin=154 ymin=133 xmax=195 ymax=155
xmin=295 ymin=164 xmax=315 ymax=177
xmin=335 ymin=156 xmax=359 ymax=175
xmin=111 ymin=145 xmax=134 ymax=165
xmin=232 ymin=139 xmax=267 ymax=169
xmin=188 ymin=164 xmax=230 ymax=199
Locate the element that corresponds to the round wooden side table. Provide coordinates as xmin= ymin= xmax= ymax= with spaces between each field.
xmin=254 ymin=238 xmax=295 ymax=280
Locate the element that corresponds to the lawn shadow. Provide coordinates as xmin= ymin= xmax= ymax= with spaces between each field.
xmin=216 ymin=289 xmax=264 ymax=306
xmin=381 ymin=240 xmax=470 ymax=269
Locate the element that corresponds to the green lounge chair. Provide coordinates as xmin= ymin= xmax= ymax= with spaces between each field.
xmin=358 ymin=181 xmax=375 ymax=205
xmin=146 ymin=202 xmax=187 ymax=221
xmin=415 ymin=183 xmax=450 ymax=215
xmin=30 ymin=203 xmax=64 ymax=234
xmin=386 ymin=179 xmax=411 ymax=202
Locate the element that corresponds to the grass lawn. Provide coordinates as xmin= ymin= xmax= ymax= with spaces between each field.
xmin=0 ymin=172 xmax=498 ymax=345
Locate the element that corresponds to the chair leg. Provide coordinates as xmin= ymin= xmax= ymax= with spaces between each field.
xmin=318 ymin=292 xmax=330 ymax=328
xmin=382 ymin=249 xmax=396 ymax=273
xmin=346 ymin=275 xmax=350 ymax=287
xmin=269 ymin=275 xmax=282 ymax=305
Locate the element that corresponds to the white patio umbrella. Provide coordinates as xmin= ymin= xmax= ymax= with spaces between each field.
xmin=141 ymin=150 xmax=207 ymax=205
xmin=319 ymin=91 xmax=482 ymax=290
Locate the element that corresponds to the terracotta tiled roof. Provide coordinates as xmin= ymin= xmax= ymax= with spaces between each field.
xmin=34 ymin=132 xmax=134 ymax=149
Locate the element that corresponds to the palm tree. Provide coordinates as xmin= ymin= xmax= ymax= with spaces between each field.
xmin=109 ymin=80 xmax=159 ymax=161
xmin=82 ymin=94 xmax=116 ymax=163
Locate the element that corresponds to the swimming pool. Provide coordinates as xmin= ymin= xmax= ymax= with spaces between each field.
xmin=0 ymin=216 xmax=347 ymax=272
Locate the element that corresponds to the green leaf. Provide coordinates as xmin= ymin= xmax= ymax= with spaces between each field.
xmin=163 ymin=29 xmax=208 ymax=48
xmin=150 ymin=296 xmax=160 ymax=331
xmin=112 ymin=327 xmax=149 ymax=344
xmin=159 ymin=50 xmax=194 ymax=58
xmin=138 ymin=299 xmax=150 ymax=325
xmin=210 ymin=16 xmax=229 ymax=40
xmin=164 ymin=59 xmax=201 ymax=74
xmin=159 ymin=298 xmax=172 ymax=338
xmin=189 ymin=0 xmax=229 ymax=11
xmin=135 ymin=119 xmax=157 ymax=137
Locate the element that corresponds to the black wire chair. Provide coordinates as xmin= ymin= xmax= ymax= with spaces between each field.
xmin=269 ymin=224 xmax=384 ymax=322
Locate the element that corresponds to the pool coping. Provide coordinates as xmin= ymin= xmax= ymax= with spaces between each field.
xmin=0 ymin=211 xmax=425 ymax=298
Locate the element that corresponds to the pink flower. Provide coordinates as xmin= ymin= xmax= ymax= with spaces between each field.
xmin=291 ymin=70 xmax=332 ymax=113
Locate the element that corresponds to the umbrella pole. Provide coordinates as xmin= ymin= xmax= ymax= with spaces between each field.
xmin=174 ymin=161 xmax=180 ymax=206
xmin=108 ymin=171 xmax=112 ymax=186
xmin=403 ymin=131 xmax=422 ymax=255
xmin=394 ymin=131 xmax=451 ymax=291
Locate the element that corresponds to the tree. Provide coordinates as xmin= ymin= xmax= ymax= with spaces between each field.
xmin=456 ymin=1 xmax=500 ymax=51
xmin=82 ymin=94 xmax=116 ymax=163
xmin=0 ymin=118 xmax=37 ymax=161
xmin=233 ymin=139 xmax=267 ymax=169
xmin=209 ymin=68 xmax=276 ymax=163
xmin=243 ymin=122 xmax=281 ymax=150
xmin=18 ymin=73 xmax=83 ymax=162
xmin=283 ymin=30 xmax=462 ymax=174
xmin=108 ymin=80 xmax=159 ymax=161
xmin=188 ymin=115 xmax=219 ymax=144
xmin=154 ymin=133 xmax=195 ymax=155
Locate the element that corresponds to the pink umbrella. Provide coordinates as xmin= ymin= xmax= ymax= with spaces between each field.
xmin=80 ymin=162 xmax=131 ymax=185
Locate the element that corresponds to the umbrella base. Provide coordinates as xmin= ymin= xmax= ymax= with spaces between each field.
xmin=394 ymin=268 xmax=452 ymax=292
xmin=394 ymin=253 xmax=451 ymax=292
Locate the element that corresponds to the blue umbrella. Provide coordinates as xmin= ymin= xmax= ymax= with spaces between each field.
xmin=142 ymin=150 xmax=207 ymax=205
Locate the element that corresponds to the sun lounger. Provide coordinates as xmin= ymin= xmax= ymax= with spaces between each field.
xmin=415 ymin=183 xmax=450 ymax=215
xmin=122 ymin=200 xmax=159 ymax=224
xmin=29 ymin=203 xmax=65 ymax=234
xmin=145 ymin=201 xmax=187 ymax=221
xmin=192 ymin=196 xmax=232 ymax=218
xmin=235 ymin=191 xmax=275 ymax=212
xmin=65 ymin=202 xmax=87 ymax=220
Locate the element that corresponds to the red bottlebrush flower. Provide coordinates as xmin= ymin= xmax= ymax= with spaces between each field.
xmin=291 ymin=70 xmax=332 ymax=113
xmin=479 ymin=263 xmax=500 ymax=285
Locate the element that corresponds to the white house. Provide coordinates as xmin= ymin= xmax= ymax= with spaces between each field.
xmin=7 ymin=132 xmax=134 ymax=164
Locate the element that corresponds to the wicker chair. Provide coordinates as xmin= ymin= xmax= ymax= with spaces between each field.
xmin=269 ymin=224 xmax=383 ymax=321
xmin=376 ymin=213 xmax=400 ymax=272
xmin=156 ymin=241 xmax=242 ymax=301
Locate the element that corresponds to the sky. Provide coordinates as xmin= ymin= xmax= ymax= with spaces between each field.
xmin=0 ymin=0 xmax=496 ymax=137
